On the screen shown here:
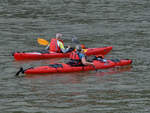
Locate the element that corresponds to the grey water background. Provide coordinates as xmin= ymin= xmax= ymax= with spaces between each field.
xmin=0 ymin=0 xmax=150 ymax=112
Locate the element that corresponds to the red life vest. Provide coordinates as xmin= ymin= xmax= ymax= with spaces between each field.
xmin=49 ymin=38 xmax=64 ymax=53
xmin=69 ymin=51 xmax=82 ymax=65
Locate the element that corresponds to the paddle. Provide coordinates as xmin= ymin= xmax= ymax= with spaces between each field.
xmin=38 ymin=37 xmax=81 ymax=46
xmin=37 ymin=38 xmax=50 ymax=50
xmin=37 ymin=38 xmax=49 ymax=46
xmin=37 ymin=37 xmax=87 ymax=52
xmin=72 ymin=36 xmax=80 ymax=44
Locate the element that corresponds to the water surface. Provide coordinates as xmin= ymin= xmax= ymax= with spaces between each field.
xmin=0 ymin=0 xmax=150 ymax=113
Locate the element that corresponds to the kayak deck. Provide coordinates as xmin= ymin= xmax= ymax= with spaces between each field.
xmin=16 ymin=58 xmax=132 ymax=76
xmin=13 ymin=46 xmax=112 ymax=60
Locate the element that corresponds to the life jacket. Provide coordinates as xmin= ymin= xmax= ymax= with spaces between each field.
xmin=69 ymin=51 xmax=82 ymax=65
xmin=80 ymin=44 xmax=86 ymax=49
xmin=49 ymin=38 xmax=64 ymax=53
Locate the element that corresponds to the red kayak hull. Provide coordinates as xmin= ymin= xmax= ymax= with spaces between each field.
xmin=13 ymin=46 xmax=112 ymax=60
xmin=24 ymin=59 xmax=132 ymax=75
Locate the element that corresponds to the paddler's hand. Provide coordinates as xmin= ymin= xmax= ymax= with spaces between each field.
xmin=67 ymin=45 xmax=71 ymax=48
xmin=45 ymin=45 xmax=49 ymax=50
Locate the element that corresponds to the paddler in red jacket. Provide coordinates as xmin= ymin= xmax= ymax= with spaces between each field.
xmin=48 ymin=33 xmax=71 ymax=53
xmin=68 ymin=45 xmax=94 ymax=66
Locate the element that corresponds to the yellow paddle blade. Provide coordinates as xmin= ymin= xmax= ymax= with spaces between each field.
xmin=83 ymin=49 xmax=88 ymax=53
xmin=37 ymin=38 xmax=49 ymax=46
xmin=74 ymin=49 xmax=88 ymax=53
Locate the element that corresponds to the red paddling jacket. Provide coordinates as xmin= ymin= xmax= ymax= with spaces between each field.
xmin=49 ymin=38 xmax=64 ymax=53
xmin=69 ymin=51 xmax=82 ymax=65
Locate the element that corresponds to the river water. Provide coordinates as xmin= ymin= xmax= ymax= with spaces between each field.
xmin=0 ymin=0 xmax=150 ymax=113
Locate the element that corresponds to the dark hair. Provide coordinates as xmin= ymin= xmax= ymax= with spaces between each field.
xmin=76 ymin=45 xmax=82 ymax=51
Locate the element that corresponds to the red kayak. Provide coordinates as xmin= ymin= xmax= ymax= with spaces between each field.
xmin=13 ymin=46 xmax=112 ymax=60
xmin=15 ymin=58 xmax=132 ymax=76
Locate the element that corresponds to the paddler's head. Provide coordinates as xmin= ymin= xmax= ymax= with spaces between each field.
xmin=56 ymin=33 xmax=62 ymax=40
xmin=75 ymin=45 xmax=83 ymax=52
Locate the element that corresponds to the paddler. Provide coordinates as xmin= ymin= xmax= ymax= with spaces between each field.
xmin=47 ymin=33 xmax=71 ymax=53
xmin=68 ymin=45 xmax=94 ymax=66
